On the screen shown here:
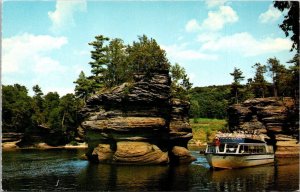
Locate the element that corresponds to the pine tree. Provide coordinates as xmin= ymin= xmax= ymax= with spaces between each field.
xmin=88 ymin=35 xmax=110 ymax=91
xmin=252 ymin=63 xmax=268 ymax=98
xmin=170 ymin=63 xmax=192 ymax=100
xmin=31 ymin=85 xmax=45 ymax=127
xmin=127 ymin=35 xmax=170 ymax=74
xmin=74 ymin=71 xmax=93 ymax=102
xmin=106 ymin=38 xmax=128 ymax=87
xmin=267 ymin=57 xmax=286 ymax=97
xmin=230 ymin=67 xmax=245 ymax=104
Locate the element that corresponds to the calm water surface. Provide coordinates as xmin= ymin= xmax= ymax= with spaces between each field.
xmin=2 ymin=149 xmax=299 ymax=191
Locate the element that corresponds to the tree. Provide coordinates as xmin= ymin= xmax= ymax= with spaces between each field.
xmin=2 ymin=84 xmax=33 ymax=133
xmin=287 ymin=53 xmax=300 ymax=98
xmin=127 ymin=35 xmax=170 ymax=74
xmin=170 ymin=63 xmax=193 ymax=100
xmin=190 ymin=99 xmax=200 ymax=118
xmin=31 ymin=85 xmax=45 ymax=127
xmin=230 ymin=68 xmax=245 ymax=104
xmin=59 ymin=94 xmax=82 ymax=140
xmin=189 ymin=85 xmax=230 ymax=119
xmin=106 ymin=38 xmax=129 ymax=87
xmin=33 ymin=85 xmax=43 ymax=97
xmin=274 ymin=1 xmax=299 ymax=51
xmin=43 ymin=92 xmax=60 ymax=128
xmin=88 ymin=35 xmax=110 ymax=91
xmin=267 ymin=57 xmax=287 ymax=97
xmin=252 ymin=63 xmax=268 ymax=98
xmin=74 ymin=71 xmax=94 ymax=102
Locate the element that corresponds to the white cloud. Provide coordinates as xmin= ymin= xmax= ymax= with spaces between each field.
xmin=185 ymin=19 xmax=201 ymax=32
xmin=48 ymin=0 xmax=87 ymax=33
xmin=259 ymin=4 xmax=282 ymax=23
xmin=201 ymin=32 xmax=292 ymax=56
xmin=197 ymin=33 xmax=220 ymax=43
xmin=2 ymin=33 xmax=68 ymax=73
xmin=202 ymin=6 xmax=238 ymax=31
xmin=205 ymin=0 xmax=227 ymax=8
xmin=185 ymin=6 xmax=238 ymax=33
xmin=33 ymin=57 xmax=66 ymax=74
xmin=162 ymin=44 xmax=218 ymax=62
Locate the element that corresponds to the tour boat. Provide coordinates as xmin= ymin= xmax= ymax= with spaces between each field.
xmin=205 ymin=133 xmax=274 ymax=169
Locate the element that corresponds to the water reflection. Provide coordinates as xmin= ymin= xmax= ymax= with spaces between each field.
xmin=2 ymin=149 xmax=299 ymax=191
xmin=207 ymin=166 xmax=275 ymax=191
xmin=78 ymin=164 xmax=170 ymax=191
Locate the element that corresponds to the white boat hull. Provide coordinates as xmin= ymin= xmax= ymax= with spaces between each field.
xmin=205 ymin=154 xmax=274 ymax=169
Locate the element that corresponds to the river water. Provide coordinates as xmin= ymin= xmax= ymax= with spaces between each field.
xmin=2 ymin=149 xmax=299 ymax=191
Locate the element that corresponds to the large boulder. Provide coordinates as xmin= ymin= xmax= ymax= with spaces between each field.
xmin=228 ymin=97 xmax=299 ymax=157
xmin=80 ymin=71 xmax=195 ymax=164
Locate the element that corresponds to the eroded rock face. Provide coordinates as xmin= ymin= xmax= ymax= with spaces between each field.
xmin=80 ymin=72 xmax=195 ymax=164
xmin=228 ymin=97 xmax=299 ymax=157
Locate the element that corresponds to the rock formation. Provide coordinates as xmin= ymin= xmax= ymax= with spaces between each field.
xmin=80 ymin=71 xmax=195 ymax=164
xmin=228 ymin=97 xmax=299 ymax=157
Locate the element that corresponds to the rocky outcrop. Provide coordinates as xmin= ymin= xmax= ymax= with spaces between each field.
xmin=228 ymin=97 xmax=299 ymax=157
xmin=80 ymin=71 xmax=195 ymax=164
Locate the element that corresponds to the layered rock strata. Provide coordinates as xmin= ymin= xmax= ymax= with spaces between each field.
xmin=80 ymin=71 xmax=195 ymax=164
xmin=228 ymin=97 xmax=299 ymax=157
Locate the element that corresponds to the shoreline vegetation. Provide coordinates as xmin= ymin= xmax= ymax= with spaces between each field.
xmin=189 ymin=118 xmax=227 ymax=147
xmin=2 ymin=141 xmax=88 ymax=151
xmin=2 ymin=118 xmax=224 ymax=151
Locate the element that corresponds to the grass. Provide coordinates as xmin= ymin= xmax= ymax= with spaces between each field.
xmin=190 ymin=118 xmax=227 ymax=143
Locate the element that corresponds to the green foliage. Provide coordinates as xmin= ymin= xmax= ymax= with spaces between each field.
xmin=190 ymin=100 xmax=200 ymax=118
xmin=69 ymin=140 xmax=78 ymax=146
xmin=43 ymin=92 xmax=60 ymax=125
xmin=127 ymin=35 xmax=170 ymax=74
xmin=230 ymin=67 xmax=245 ymax=104
xmin=287 ymin=53 xmax=300 ymax=98
xmin=59 ymin=94 xmax=82 ymax=137
xmin=74 ymin=71 xmax=94 ymax=102
xmin=274 ymin=1 xmax=299 ymax=51
xmin=48 ymin=107 xmax=62 ymax=131
xmin=252 ymin=63 xmax=268 ymax=98
xmin=3 ymin=84 xmax=83 ymax=145
xmin=31 ymin=85 xmax=45 ymax=127
xmin=2 ymin=84 xmax=33 ymax=133
xmin=189 ymin=56 xmax=298 ymax=121
xmin=106 ymin=38 xmax=129 ymax=87
xmin=88 ymin=35 xmax=110 ymax=91
xmin=86 ymin=35 xmax=170 ymax=91
xmin=190 ymin=86 xmax=230 ymax=119
xmin=193 ymin=118 xmax=199 ymax=124
xmin=170 ymin=63 xmax=192 ymax=101
xmin=267 ymin=57 xmax=288 ymax=97
xmin=190 ymin=118 xmax=227 ymax=142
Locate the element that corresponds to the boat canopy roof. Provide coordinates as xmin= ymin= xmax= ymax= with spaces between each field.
xmin=214 ymin=132 xmax=266 ymax=144
xmin=218 ymin=137 xmax=265 ymax=144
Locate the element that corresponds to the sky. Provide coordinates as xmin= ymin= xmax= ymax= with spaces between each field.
xmin=2 ymin=0 xmax=297 ymax=96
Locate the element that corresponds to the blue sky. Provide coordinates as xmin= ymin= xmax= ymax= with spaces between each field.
xmin=2 ymin=0 xmax=296 ymax=96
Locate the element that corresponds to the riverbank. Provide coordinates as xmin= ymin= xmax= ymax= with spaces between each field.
xmin=2 ymin=141 xmax=88 ymax=151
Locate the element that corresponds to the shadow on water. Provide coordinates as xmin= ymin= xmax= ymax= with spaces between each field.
xmin=2 ymin=149 xmax=299 ymax=191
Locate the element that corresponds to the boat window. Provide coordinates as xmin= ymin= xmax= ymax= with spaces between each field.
xmin=239 ymin=145 xmax=245 ymax=153
xmin=206 ymin=145 xmax=216 ymax=153
xmin=241 ymin=145 xmax=266 ymax=154
xmin=218 ymin=144 xmax=225 ymax=153
xmin=226 ymin=144 xmax=238 ymax=153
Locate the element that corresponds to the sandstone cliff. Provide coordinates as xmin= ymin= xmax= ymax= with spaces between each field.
xmin=228 ymin=97 xmax=299 ymax=157
xmin=80 ymin=71 xmax=195 ymax=164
